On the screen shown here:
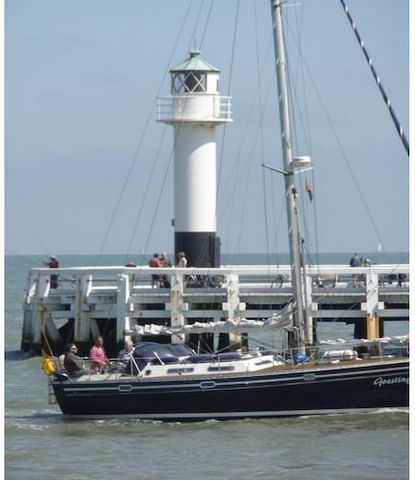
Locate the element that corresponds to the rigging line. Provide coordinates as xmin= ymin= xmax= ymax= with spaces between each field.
xmin=217 ymin=39 xmax=273 ymax=219
xmin=232 ymin=148 xmax=256 ymax=253
xmin=124 ymin=123 xmax=169 ymax=263
xmin=216 ymin=0 xmax=240 ymax=202
xmin=283 ymin=15 xmax=318 ymax=274
xmin=254 ymin=1 xmax=271 ymax=268
xmin=188 ymin=0 xmax=208 ymax=48
xmin=273 ymin=192 xmax=286 ymax=267
xmin=221 ymin=75 xmax=274 ymax=255
xmin=93 ymin=2 xmax=193 ymax=269
xmin=339 ymin=0 xmax=409 ymax=156
xmin=283 ymin=24 xmax=389 ymax=257
xmin=282 ymin=19 xmax=323 ymax=273
xmin=283 ymin=21 xmax=310 ymax=250
xmin=199 ymin=0 xmax=215 ymax=49
xmin=284 ymin=19 xmax=319 ymax=260
xmin=306 ymin=69 xmax=387 ymax=254
xmin=310 ymin=168 xmax=321 ymax=271
xmin=142 ymin=150 xmax=174 ymax=263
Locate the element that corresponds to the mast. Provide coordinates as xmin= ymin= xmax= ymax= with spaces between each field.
xmin=270 ymin=0 xmax=305 ymax=350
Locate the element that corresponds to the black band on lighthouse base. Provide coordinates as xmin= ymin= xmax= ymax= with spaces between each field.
xmin=175 ymin=232 xmax=220 ymax=267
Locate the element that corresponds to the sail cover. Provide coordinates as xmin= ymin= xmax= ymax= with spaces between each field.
xmin=130 ymin=303 xmax=293 ymax=336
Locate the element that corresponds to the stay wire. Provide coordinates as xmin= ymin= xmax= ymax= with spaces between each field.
xmin=284 ymin=15 xmax=388 ymax=258
xmin=93 ymin=2 xmax=193 ymax=269
xmin=217 ymin=0 xmax=240 ymax=202
xmin=124 ymin=124 xmax=169 ymax=264
xmin=199 ymin=0 xmax=215 ymax=49
xmin=141 ymin=151 xmax=174 ymax=264
xmin=284 ymin=18 xmax=322 ymax=271
xmin=291 ymin=4 xmax=321 ymax=271
xmin=217 ymin=39 xmax=273 ymax=220
xmin=255 ymin=1 xmax=271 ymax=269
xmin=283 ymin=12 xmax=317 ymax=264
xmin=189 ymin=0 xmax=208 ymax=48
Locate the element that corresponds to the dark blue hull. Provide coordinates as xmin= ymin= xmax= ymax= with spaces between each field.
xmin=52 ymin=359 xmax=409 ymax=421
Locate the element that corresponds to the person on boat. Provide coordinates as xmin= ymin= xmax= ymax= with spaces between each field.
xmin=44 ymin=255 xmax=59 ymax=289
xmin=89 ymin=336 xmax=110 ymax=373
xmin=149 ymin=253 xmax=161 ymax=288
xmin=64 ymin=343 xmax=91 ymax=378
xmin=117 ymin=339 xmax=135 ymax=373
xmin=160 ymin=252 xmax=172 ymax=287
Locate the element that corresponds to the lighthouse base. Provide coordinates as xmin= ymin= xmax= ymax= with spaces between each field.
xmin=175 ymin=232 xmax=220 ymax=267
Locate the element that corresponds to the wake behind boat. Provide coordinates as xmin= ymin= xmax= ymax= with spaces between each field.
xmin=42 ymin=0 xmax=409 ymax=420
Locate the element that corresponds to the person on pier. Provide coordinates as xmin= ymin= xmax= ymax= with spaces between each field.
xmin=176 ymin=251 xmax=188 ymax=268
xmin=44 ymin=255 xmax=59 ymax=289
xmin=349 ymin=252 xmax=363 ymax=287
xmin=149 ymin=253 xmax=161 ymax=288
xmin=160 ymin=252 xmax=172 ymax=287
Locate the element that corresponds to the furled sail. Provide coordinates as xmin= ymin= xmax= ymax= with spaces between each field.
xmin=129 ymin=303 xmax=293 ymax=336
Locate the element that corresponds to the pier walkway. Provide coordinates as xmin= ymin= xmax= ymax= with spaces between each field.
xmin=21 ymin=264 xmax=409 ymax=354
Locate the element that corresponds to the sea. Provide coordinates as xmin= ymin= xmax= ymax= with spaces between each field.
xmin=5 ymin=253 xmax=410 ymax=480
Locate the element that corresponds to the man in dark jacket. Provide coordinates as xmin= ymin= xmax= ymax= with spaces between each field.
xmin=44 ymin=255 xmax=59 ymax=289
xmin=349 ymin=252 xmax=362 ymax=267
xmin=64 ymin=343 xmax=91 ymax=377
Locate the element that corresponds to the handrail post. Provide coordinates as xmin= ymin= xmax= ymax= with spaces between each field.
xmin=171 ymin=271 xmax=185 ymax=343
xmin=74 ymin=273 xmax=92 ymax=343
xmin=363 ymin=269 xmax=380 ymax=339
xmin=116 ymin=274 xmax=132 ymax=345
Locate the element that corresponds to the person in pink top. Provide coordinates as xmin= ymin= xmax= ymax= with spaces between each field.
xmin=89 ymin=336 xmax=110 ymax=373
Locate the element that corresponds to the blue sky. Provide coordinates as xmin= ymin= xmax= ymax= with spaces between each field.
xmin=5 ymin=0 xmax=409 ymax=257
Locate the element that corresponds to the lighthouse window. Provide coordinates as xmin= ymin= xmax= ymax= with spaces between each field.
xmin=184 ymin=72 xmax=206 ymax=92
xmin=171 ymin=72 xmax=207 ymax=94
xmin=172 ymin=73 xmax=184 ymax=94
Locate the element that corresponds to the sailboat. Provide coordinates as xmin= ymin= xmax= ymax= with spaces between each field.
xmin=49 ymin=1 xmax=408 ymax=420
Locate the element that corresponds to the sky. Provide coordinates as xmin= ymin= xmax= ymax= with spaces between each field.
xmin=5 ymin=0 xmax=410 ymax=258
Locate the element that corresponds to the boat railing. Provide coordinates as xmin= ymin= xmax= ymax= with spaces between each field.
xmin=53 ymin=336 xmax=409 ymax=383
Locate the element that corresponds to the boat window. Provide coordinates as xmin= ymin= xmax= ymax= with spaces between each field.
xmin=254 ymin=359 xmax=272 ymax=366
xmin=167 ymin=368 xmax=194 ymax=374
xmin=208 ymin=366 xmax=235 ymax=372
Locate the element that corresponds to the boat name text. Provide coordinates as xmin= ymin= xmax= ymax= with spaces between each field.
xmin=373 ymin=376 xmax=408 ymax=387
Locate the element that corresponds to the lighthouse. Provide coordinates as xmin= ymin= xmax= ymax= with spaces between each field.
xmin=157 ymin=50 xmax=232 ymax=267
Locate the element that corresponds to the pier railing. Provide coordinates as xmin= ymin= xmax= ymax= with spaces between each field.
xmin=21 ymin=264 xmax=409 ymax=352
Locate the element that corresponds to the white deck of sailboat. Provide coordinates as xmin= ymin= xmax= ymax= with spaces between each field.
xmin=65 ymin=355 xmax=408 ymax=383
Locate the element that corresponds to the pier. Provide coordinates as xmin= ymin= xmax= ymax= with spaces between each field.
xmin=20 ymin=263 xmax=409 ymax=355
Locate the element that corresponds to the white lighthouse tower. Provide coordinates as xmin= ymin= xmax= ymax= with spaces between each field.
xmin=157 ymin=50 xmax=232 ymax=267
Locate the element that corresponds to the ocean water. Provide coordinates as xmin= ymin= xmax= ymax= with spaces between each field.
xmin=5 ymin=254 xmax=409 ymax=480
